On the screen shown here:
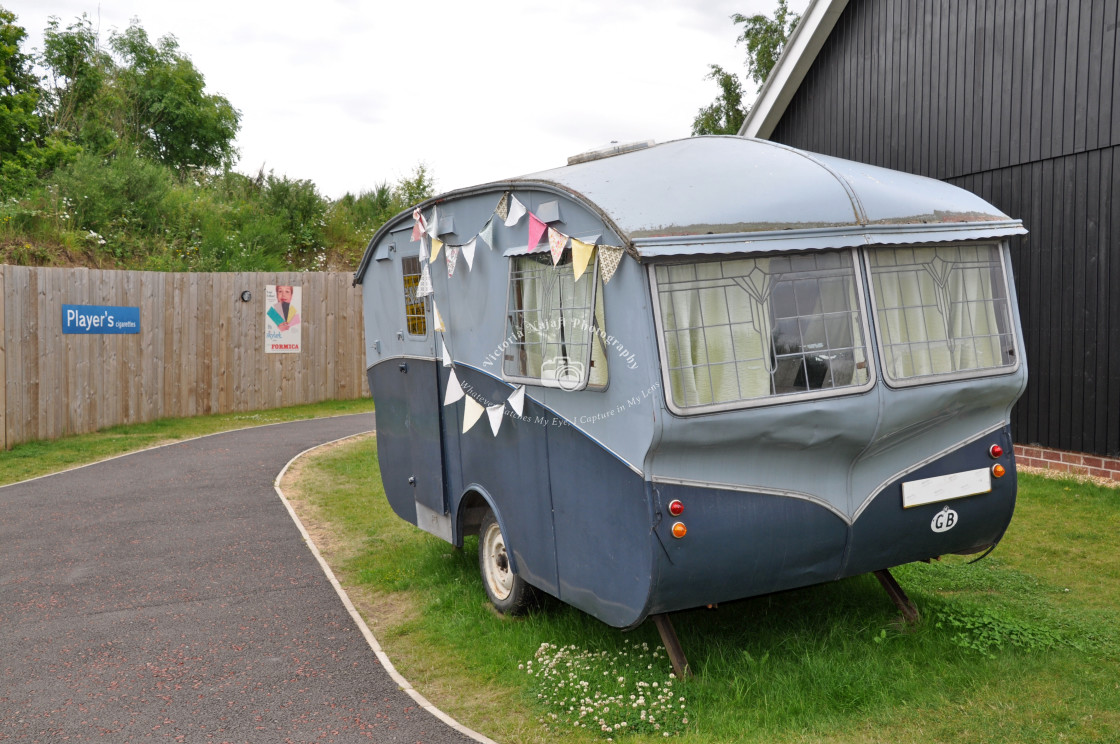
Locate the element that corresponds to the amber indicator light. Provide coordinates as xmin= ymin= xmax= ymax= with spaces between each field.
xmin=992 ymin=463 xmax=1006 ymax=478
xmin=668 ymin=499 xmax=684 ymax=516
xmin=671 ymin=522 xmax=687 ymax=538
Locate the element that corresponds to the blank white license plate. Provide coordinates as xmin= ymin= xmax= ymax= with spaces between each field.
xmin=901 ymin=468 xmax=992 ymax=509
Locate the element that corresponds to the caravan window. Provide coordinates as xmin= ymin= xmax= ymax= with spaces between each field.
xmin=401 ymin=256 xmax=428 ymax=337
xmin=866 ymin=244 xmax=1017 ymax=384
xmin=652 ymin=249 xmax=872 ymax=412
xmin=503 ymin=254 xmax=607 ymax=391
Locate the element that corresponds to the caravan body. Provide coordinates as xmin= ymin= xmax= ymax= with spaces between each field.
xmin=354 ymin=136 xmax=1027 ymax=629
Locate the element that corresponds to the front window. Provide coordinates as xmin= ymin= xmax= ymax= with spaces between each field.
xmin=653 ymin=249 xmax=872 ymax=411
xmin=401 ymin=256 xmax=428 ymax=336
xmin=866 ymin=244 xmax=1017 ymax=384
xmin=504 ymin=254 xmax=607 ymax=390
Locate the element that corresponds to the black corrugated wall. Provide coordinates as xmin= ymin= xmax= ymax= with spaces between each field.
xmin=769 ymin=0 xmax=1120 ymax=456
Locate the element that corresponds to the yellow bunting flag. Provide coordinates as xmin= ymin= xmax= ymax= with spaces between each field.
xmin=462 ymin=396 xmax=485 ymax=433
xmin=572 ymin=238 xmax=594 ymax=282
xmin=430 ymin=237 xmax=443 ymax=262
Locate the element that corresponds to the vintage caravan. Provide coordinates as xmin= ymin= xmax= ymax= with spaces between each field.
xmin=354 ymin=136 xmax=1027 ymax=642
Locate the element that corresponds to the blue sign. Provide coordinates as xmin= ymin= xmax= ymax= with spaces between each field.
xmin=62 ymin=304 xmax=141 ymax=334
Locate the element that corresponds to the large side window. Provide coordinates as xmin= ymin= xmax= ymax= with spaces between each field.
xmin=867 ymin=244 xmax=1017 ymax=384
xmin=653 ymin=249 xmax=871 ymax=412
xmin=401 ymin=256 xmax=427 ymax=336
xmin=504 ymin=254 xmax=607 ymax=390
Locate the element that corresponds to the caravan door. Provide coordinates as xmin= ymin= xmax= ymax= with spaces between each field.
xmin=373 ymin=245 xmax=450 ymax=540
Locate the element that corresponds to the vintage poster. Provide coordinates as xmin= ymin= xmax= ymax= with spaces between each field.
xmin=265 ymin=284 xmax=301 ymax=353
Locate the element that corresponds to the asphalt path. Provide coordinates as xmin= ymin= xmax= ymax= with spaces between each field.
xmin=0 ymin=414 xmax=483 ymax=744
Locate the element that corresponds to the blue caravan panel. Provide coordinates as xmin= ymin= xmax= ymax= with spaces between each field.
xmin=646 ymin=483 xmax=849 ymax=615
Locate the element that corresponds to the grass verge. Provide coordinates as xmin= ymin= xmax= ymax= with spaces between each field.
xmin=285 ymin=436 xmax=1120 ymax=744
xmin=0 ymin=398 xmax=373 ymax=487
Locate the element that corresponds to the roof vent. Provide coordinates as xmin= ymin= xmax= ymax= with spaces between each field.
xmin=567 ymin=140 xmax=655 ymax=166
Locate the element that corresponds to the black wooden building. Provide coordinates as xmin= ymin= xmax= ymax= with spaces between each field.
xmin=741 ymin=0 xmax=1119 ymax=457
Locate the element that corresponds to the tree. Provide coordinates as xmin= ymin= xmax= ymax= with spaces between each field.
xmin=38 ymin=15 xmax=240 ymax=174
xmin=692 ymin=1 xmax=800 ymax=136
xmin=1 ymin=7 xmax=43 ymax=189
xmin=691 ymin=65 xmax=747 ymax=136
xmin=109 ymin=24 xmax=240 ymax=171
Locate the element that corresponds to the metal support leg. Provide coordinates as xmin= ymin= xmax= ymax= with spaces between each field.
xmin=873 ymin=568 xmax=920 ymax=625
xmin=651 ymin=613 xmax=692 ymax=679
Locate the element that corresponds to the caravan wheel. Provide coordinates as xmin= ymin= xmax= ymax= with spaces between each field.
xmin=479 ymin=510 xmax=535 ymax=615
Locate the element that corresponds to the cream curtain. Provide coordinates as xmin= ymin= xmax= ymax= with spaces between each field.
xmin=869 ymin=245 xmax=1008 ymax=380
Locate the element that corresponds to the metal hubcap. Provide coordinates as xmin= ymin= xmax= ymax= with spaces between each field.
xmin=482 ymin=521 xmax=513 ymax=600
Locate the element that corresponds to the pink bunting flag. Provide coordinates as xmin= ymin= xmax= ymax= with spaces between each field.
xmin=411 ymin=209 xmax=426 ymax=242
xmin=446 ymin=244 xmax=460 ymax=278
xmin=527 ymin=213 xmax=548 ymax=253
xmin=548 ymin=228 xmax=568 ymax=265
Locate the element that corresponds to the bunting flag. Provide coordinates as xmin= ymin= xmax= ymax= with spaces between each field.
xmin=462 ymin=237 xmax=477 ymax=271
xmin=446 ymin=244 xmax=460 ymax=277
xmin=426 ymin=206 xmax=440 ymax=239
xmin=478 ymin=218 xmax=495 ymax=251
xmin=505 ymin=195 xmax=527 ymax=227
xmin=444 ymin=368 xmax=465 ymax=405
xmin=416 ymin=262 xmax=433 ymax=297
xmin=507 ymin=385 xmax=525 ymax=417
xmin=495 ymin=193 xmax=510 ymax=222
xmin=430 ymin=237 xmax=444 ymax=262
xmin=411 ymin=209 xmax=426 ymax=242
xmin=418 ymin=234 xmax=429 ymax=262
xmin=572 ymin=238 xmax=594 ymax=282
xmin=432 ymin=301 xmax=446 ymax=332
xmin=486 ymin=404 xmax=505 ymax=436
xmin=462 ymin=396 xmax=485 ymax=433
xmin=548 ymin=228 xmax=567 ymax=265
xmin=599 ymin=245 xmax=624 ymax=284
xmin=441 ymin=342 xmax=452 ymax=367
xmin=527 ymin=213 xmax=548 ymax=252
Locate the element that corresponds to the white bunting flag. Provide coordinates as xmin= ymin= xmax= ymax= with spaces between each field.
xmin=486 ymin=404 xmax=505 ymax=436
xmin=478 ymin=218 xmax=495 ymax=251
xmin=462 ymin=237 xmax=477 ymax=271
xmin=441 ymin=342 xmax=452 ymax=367
xmin=419 ymin=234 xmax=429 ymax=263
xmin=432 ymin=301 xmax=446 ymax=332
xmin=462 ymin=396 xmax=485 ymax=433
xmin=505 ymin=195 xmax=527 ymax=227
xmin=444 ymin=369 xmax=465 ymax=405
xmin=507 ymin=385 xmax=526 ymax=417
xmin=446 ymin=244 xmax=460 ymax=277
xmin=548 ymin=228 xmax=567 ymax=265
xmin=426 ymin=206 xmax=439 ymax=238
xmin=415 ymin=262 xmax=433 ymax=297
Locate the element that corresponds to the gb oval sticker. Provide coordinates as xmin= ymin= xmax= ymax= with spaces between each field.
xmin=931 ymin=506 xmax=959 ymax=533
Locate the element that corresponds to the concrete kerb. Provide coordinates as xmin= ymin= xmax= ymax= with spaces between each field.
xmin=272 ymin=433 xmax=501 ymax=744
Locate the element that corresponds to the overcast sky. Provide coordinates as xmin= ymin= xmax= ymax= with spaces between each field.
xmin=10 ymin=0 xmax=808 ymax=199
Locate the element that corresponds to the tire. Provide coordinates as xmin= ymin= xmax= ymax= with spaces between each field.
xmin=478 ymin=509 xmax=535 ymax=615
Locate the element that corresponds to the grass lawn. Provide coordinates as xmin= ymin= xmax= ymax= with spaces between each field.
xmin=0 ymin=398 xmax=373 ymax=487
xmin=284 ymin=436 xmax=1120 ymax=744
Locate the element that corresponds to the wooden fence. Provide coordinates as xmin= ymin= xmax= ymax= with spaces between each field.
xmin=0 ymin=266 xmax=368 ymax=449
